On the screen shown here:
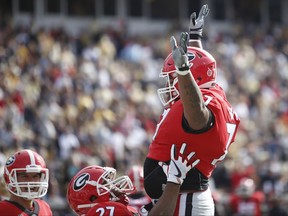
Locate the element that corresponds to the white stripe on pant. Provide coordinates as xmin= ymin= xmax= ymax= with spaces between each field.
xmin=177 ymin=187 xmax=215 ymax=216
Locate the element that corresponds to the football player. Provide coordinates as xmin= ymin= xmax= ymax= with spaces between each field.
xmin=67 ymin=143 xmax=200 ymax=216
xmin=143 ymin=4 xmax=241 ymax=216
xmin=229 ymin=178 xmax=265 ymax=216
xmin=0 ymin=149 xmax=52 ymax=215
xmin=66 ymin=165 xmax=137 ymax=216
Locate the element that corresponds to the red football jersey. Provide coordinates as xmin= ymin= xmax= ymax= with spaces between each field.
xmin=86 ymin=202 xmax=137 ymax=216
xmin=148 ymin=84 xmax=240 ymax=178
xmin=0 ymin=199 xmax=52 ymax=216
xmin=230 ymin=191 xmax=265 ymax=216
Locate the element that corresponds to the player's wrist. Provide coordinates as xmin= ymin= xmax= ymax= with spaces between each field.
xmin=176 ymin=68 xmax=190 ymax=76
xmin=189 ymin=32 xmax=202 ymax=40
xmin=167 ymin=175 xmax=183 ymax=185
xmin=189 ymin=39 xmax=201 ymax=42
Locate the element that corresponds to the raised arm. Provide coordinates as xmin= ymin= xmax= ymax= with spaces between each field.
xmin=188 ymin=4 xmax=209 ymax=48
xmin=148 ymin=143 xmax=200 ymax=216
xmin=170 ymin=33 xmax=210 ymax=130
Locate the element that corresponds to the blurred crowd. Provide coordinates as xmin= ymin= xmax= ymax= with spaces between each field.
xmin=0 ymin=15 xmax=288 ymax=215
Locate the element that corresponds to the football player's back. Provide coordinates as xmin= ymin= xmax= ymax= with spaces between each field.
xmin=86 ymin=201 xmax=135 ymax=216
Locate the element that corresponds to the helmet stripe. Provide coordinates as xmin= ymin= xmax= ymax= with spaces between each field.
xmin=26 ymin=150 xmax=36 ymax=165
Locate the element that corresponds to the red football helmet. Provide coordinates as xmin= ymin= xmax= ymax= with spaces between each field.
xmin=67 ymin=165 xmax=135 ymax=215
xmin=158 ymin=47 xmax=217 ymax=106
xmin=236 ymin=177 xmax=256 ymax=198
xmin=127 ymin=165 xmax=144 ymax=192
xmin=4 ymin=149 xmax=49 ymax=200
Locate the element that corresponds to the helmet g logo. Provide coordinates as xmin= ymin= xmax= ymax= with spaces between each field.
xmin=73 ymin=173 xmax=90 ymax=191
xmin=6 ymin=156 xmax=15 ymax=166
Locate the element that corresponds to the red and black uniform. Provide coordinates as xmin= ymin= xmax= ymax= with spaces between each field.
xmin=0 ymin=199 xmax=52 ymax=216
xmin=230 ymin=191 xmax=265 ymax=216
xmin=144 ymin=84 xmax=240 ymax=205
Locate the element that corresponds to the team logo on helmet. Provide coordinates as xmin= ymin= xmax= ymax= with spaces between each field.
xmin=187 ymin=52 xmax=196 ymax=62
xmin=5 ymin=156 xmax=15 ymax=166
xmin=73 ymin=173 xmax=90 ymax=191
